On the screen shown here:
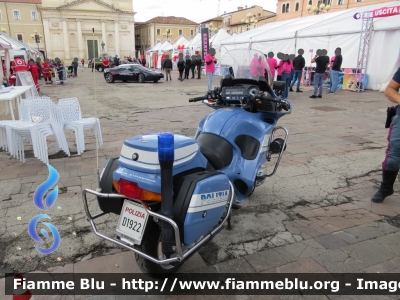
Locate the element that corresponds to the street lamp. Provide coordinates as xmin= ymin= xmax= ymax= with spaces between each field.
xmin=241 ymin=12 xmax=258 ymax=31
xmin=30 ymin=30 xmax=42 ymax=51
xmin=307 ymin=3 xmax=331 ymax=14
xmin=162 ymin=29 xmax=172 ymax=42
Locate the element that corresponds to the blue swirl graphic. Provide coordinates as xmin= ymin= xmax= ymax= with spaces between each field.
xmin=28 ymin=214 xmax=60 ymax=255
xmin=33 ymin=164 xmax=59 ymax=211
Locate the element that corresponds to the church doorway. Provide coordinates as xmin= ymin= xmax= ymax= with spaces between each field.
xmin=87 ymin=40 xmax=99 ymax=59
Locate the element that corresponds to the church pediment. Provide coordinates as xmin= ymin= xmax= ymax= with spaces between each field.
xmin=40 ymin=0 xmax=128 ymax=13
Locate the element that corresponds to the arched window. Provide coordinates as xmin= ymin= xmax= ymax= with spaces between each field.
xmin=286 ymin=3 xmax=290 ymax=12
xmin=282 ymin=4 xmax=286 ymax=13
xmin=308 ymin=0 xmax=312 ymax=5
xmin=295 ymin=2 xmax=299 ymax=11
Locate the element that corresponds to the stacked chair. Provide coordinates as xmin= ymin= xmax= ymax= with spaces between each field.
xmin=58 ymin=97 xmax=103 ymax=155
xmin=0 ymin=96 xmax=103 ymax=164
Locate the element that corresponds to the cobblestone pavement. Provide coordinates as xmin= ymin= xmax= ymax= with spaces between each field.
xmin=1 ymin=68 xmax=400 ymax=299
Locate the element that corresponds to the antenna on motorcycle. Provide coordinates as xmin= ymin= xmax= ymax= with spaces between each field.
xmin=92 ymin=27 xmax=101 ymax=191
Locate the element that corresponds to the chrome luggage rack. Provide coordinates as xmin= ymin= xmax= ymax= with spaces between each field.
xmin=82 ymin=182 xmax=235 ymax=265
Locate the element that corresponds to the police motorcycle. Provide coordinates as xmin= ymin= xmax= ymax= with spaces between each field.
xmin=82 ymin=49 xmax=291 ymax=275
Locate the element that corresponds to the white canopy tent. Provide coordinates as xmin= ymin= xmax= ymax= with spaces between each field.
xmin=159 ymin=40 xmax=173 ymax=52
xmin=172 ymin=36 xmax=190 ymax=51
xmin=209 ymin=29 xmax=231 ymax=61
xmin=187 ymin=32 xmax=201 ymax=55
xmin=220 ymin=1 xmax=400 ymax=90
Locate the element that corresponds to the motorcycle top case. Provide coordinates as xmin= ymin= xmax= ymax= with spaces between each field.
xmin=114 ymin=133 xmax=207 ymax=193
xmin=173 ymin=171 xmax=231 ymax=245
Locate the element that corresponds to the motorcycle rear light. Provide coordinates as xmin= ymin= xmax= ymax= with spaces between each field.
xmin=114 ymin=179 xmax=161 ymax=201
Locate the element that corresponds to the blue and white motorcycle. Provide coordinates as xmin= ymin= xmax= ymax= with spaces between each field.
xmin=82 ymin=49 xmax=292 ymax=275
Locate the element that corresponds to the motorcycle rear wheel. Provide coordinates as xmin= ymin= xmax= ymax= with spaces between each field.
xmin=135 ymin=219 xmax=184 ymax=276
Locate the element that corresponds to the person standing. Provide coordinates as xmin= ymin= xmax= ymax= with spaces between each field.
xmin=205 ymin=49 xmax=217 ymax=91
xmin=279 ymin=54 xmax=292 ymax=99
xmin=141 ymin=56 xmax=146 ymax=67
xmin=266 ymin=52 xmax=278 ymax=81
xmin=72 ymin=59 xmax=78 ymax=77
xmin=163 ymin=55 xmax=172 ymax=81
xmin=81 ymin=59 xmax=85 ymax=69
xmin=190 ymin=55 xmax=196 ymax=79
xmin=289 ymin=49 xmax=305 ymax=92
xmin=250 ymin=53 xmax=261 ymax=80
xmin=29 ymin=60 xmax=40 ymax=91
xmin=371 ymin=67 xmax=400 ymax=203
xmin=42 ymin=58 xmax=53 ymax=84
xmin=310 ymin=49 xmax=329 ymax=99
xmin=196 ymin=54 xmax=202 ymax=79
xmin=184 ymin=55 xmax=191 ymax=79
xmin=177 ymin=54 xmax=185 ymax=81
xmin=328 ymin=48 xmax=342 ymax=94
xmin=56 ymin=59 xmax=64 ymax=85
xmin=36 ymin=58 xmax=42 ymax=80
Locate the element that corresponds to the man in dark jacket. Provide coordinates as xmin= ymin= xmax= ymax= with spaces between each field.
xmin=190 ymin=55 xmax=196 ymax=79
xmin=196 ymin=54 xmax=202 ymax=79
xmin=328 ymin=48 xmax=343 ymax=94
xmin=289 ymin=49 xmax=305 ymax=92
xmin=184 ymin=55 xmax=191 ymax=79
xmin=163 ymin=55 xmax=172 ymax=81
xmin=177 ymin=53 xmax=185 ymax=81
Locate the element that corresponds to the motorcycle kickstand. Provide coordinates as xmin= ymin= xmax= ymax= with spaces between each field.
xmin=227 ymin=212 xmax=232 ymax=230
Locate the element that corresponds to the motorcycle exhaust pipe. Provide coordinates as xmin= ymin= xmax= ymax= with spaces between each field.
xmin=158 ymin=133 xmax=175 ymax=257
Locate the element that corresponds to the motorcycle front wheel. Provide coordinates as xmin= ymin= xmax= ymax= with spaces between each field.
xmin=135 ymin=219 xmax=184 ymax=276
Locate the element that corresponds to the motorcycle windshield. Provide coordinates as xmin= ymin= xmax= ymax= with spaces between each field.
xmin=220 ymin=49 xmax=273 ymax=86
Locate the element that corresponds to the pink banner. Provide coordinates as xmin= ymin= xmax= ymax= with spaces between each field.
xmin=373 ymin=6 xmax=400 ymax=18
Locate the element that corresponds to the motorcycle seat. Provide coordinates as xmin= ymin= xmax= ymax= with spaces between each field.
xmin=196 ymin=133 xmax=233 ymax=170
xmin=273 ymin=81 xmax=286 ymax=91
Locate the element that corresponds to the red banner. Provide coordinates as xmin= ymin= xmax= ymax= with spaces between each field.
xmin=373 ymin=5 xmax=400 ymax=18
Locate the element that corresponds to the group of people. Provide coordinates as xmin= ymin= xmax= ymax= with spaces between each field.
xmin=257 ymin=48 xmax=342 ymax=99
xmin=6 ymin=57 xmax=68 ymax=91
xmin=162 ymin=53 xmax=203 ymax=82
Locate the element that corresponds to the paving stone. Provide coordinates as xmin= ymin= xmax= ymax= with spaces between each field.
xmin=245 ymin=249 xmax=292 ymax=272
xmin=353 ymin=197 xmax=400 ymax=216
xmin=311 ymin=249 xmax=363 ymax=273
xmin=273 ymin=239 xmax=327 ymax=262
xmin=275 ymin=257 xmax=328 ymax=273
xmin=214 ymin=257 xmax=256 ymax=273
xmin=314 ymin=234 xmax=349 ymax=250
xmin=373 ymin=232 xmax=400 ymax=255
xmin=340 ymin=240 xmax=396 ymax=269
xmin=333 ymin=222 xmax=399 ymax=244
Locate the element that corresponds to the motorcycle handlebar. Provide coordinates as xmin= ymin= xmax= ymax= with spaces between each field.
xmin=189 ymin=95 xmax=208 ymax=102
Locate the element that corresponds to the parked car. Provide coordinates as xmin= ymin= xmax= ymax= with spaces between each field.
xmin=104 ymin=64 xmax=164 ymax=83
xmin=88 ymin=57 xmax=112 ymax=72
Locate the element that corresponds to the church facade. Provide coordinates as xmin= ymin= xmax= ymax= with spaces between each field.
xmin=38 ymin=0 xmax=135 ymax=62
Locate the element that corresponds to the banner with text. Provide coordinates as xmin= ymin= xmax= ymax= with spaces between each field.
xmin=201 ymin=28 xmax=209 ymax=61
xmin=373 ymin=6 xmax=400 ymax=18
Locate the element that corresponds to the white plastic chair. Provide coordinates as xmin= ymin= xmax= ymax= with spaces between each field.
xmin=7 ymin=98 xmax=70 ymax=164
xmin=58 ymin=97 xmax=103 ymax=155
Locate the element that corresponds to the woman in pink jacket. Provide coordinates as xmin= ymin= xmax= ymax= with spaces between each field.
xmin=279 ymin=54 xmax=293 ymax=99
xmin=250 ymin=53 xmax=261 ymax=79
xmin=266 ymin=52 xmax=277 ymax=81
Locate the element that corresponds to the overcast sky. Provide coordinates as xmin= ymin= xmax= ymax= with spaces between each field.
xmin=133 ymin=0 xmax=278 ymax=23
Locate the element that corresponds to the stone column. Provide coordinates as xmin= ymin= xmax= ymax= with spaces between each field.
xmin=76 ymin=19 xmax=84 ymax=59
xmin=62 ymin=19 xmax=70 ymax=59
xmin=42 ymin=19 xmax=52 ymax=58
xmin=114 ymin=21 xmax=120 ymax=57
xmin=129 ymin=22 xmax=135 ymax=57
xmin=101 ymin=20 xmax=107 ymax=55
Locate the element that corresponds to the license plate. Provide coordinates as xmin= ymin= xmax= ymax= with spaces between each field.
xmin=116 ymin=200 xmax=149 ymax=245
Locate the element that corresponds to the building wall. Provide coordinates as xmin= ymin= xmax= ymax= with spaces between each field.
xmin=0 ymin=2 xmax=45 ymax=53
xmin=276 ymin=0 xmax=393 ymax=21
xmin=137 ymin=23 xmax=198 ymax=51
xmin=39 ymin=0 xmax=135 ymax=62
xmin=222 ymin=5 xmax=276 ymax=34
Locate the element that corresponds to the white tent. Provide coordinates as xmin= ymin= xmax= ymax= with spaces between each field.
xmin=209 ymin=29 xmax=231 ymax=61
xmin=159 ymin=40 xmax=173 ymax=52
xmin=172 ymin=36 xmax=190 ymax=51
xmin=220 ymin=1 xmax=400 ymax=90
xmin=187 ymin=33 xmax=202 ymax=55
